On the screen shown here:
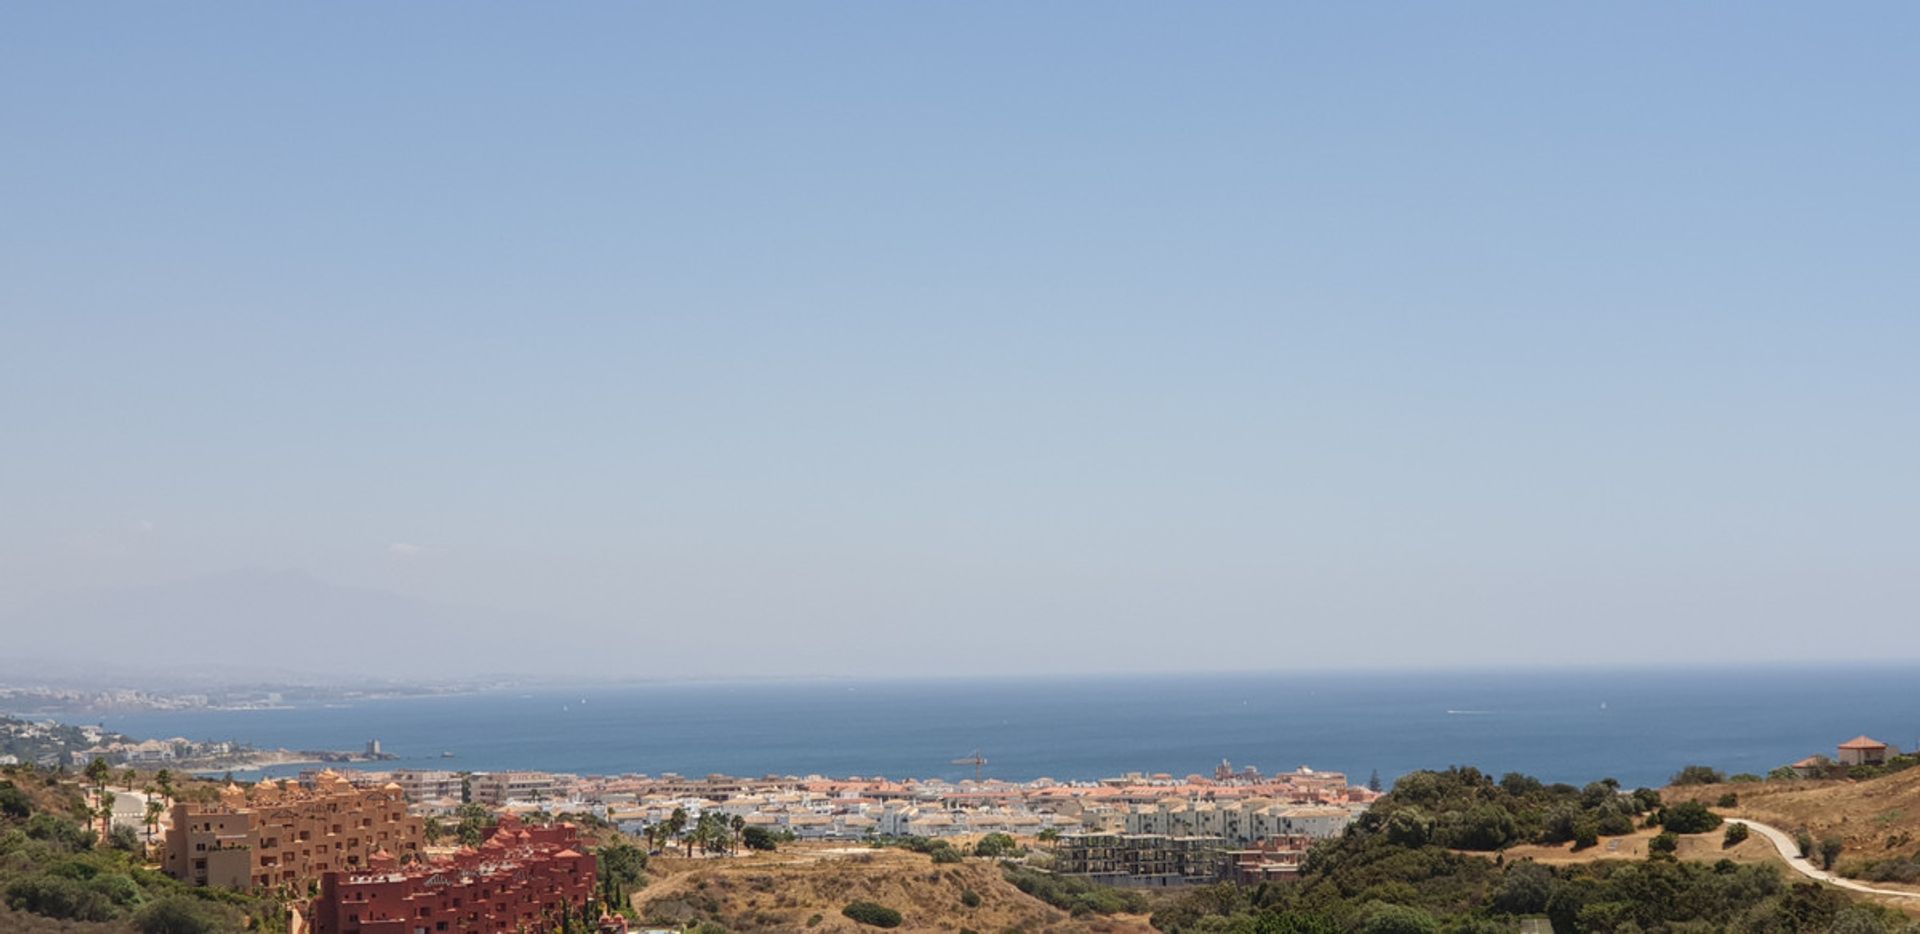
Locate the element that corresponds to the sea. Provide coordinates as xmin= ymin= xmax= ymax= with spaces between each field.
xmin=78 ymin=667 xmax=1920 ymax=790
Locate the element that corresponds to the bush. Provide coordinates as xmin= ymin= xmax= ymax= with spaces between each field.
xmin=1571 ymin=824 xmax=1599 ymax=851
xmin=0 ymin=781 xmax=31 ymax=819
xmin=1661 ymin=801 xmax=1723 ymax=834
xmin=1723 ymin=823 xmax=1749 ymax=848
xmin=930 ymin=844 xmax=963 ymax=864
xmin=1671 ymin=765 xmax=1726 ymax=786
xmin=597 ymin=841 xmax=648 ymax=886
xmin=740 ymin=826 xmax=779 ymax=851
xmin=1795 ymin=829 xmax=1815 ymax=858
xmin=23 ymin=813 xmax=92 ymax=850
xmin=960 ymin=888 xmax=982 ymax=908
xmin=1361 ymin=903 xmax=1440 ymax=934
xmin=1715 ymin=792 xmax=1739 ymax=808
xmin=842 ymin=901 xmax=903 ymax=928
xmin=134 ymin=895 xmax=239 ymax=934
xmin=1649 ymin=831 xmax=1679 ymax=856
xmin=974 ymin=832 xmax=1019 ymax=859
xmin=5 ymin=873 xmax=116 ymax=922
xmin=1819 ymin=837 xmax=1845 ymax=870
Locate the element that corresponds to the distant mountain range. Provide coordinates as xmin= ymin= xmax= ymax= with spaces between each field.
xmin=0 ymin=568 xmax=531 ymax=684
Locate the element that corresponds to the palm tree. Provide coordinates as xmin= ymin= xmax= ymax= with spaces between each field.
xmin=666 ymin=808 xmax=689 ymax=857
xmin=144 ymin=798 xmax=165 ymax=848
xmin=730 ymin=815 xmax=746 ymax=852
xmin=155 ymin=769 xmax=175 ymax=804
xmin=96 ymin=789 xmax=116 ymax=841
xmin=85 ymin=756 xmax=111 ymax=792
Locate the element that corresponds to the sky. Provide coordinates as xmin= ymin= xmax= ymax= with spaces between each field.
xmin=1 ymin=4 xmax=1915 ymax=679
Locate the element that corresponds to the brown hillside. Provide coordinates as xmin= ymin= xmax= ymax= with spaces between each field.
xmin=633 ymin=845 xmax=1153 ymax=934
xmin=1665 ymin=770 xmax=1920 ymax=855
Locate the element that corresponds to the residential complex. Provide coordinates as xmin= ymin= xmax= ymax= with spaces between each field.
xmin=162 ymin=770 xmax=425 ymax=890
xmin=311 ymin=815 xmax=598 ymax=934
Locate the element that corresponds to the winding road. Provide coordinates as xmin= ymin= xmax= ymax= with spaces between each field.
xmin=1727 ymin=818 xmax=1919 ymax=899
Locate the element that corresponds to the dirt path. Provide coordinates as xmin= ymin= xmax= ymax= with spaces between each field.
xmin=1729 ymin=818 xmax=1920 ymax=899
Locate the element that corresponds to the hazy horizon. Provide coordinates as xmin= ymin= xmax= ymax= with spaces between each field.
xmin=4 ymin=5 xmax=1915 ymax=681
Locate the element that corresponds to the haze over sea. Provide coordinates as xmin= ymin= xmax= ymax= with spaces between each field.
xmin=91 ymin=667 xmax=1919 ymax=791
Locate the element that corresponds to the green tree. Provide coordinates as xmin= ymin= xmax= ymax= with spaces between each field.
xmin=84 ymin=756 xmax=111 ymax=790
xmin=1819 ymin=837 xmax=1845 ymax=870
xmin=667 ymin=807 xmax=691 ymax=857
xmin=974 ymin=832 xmax=1019 ymax=860
xmin=1722 ymin=822 xmax=1749 ymax=848
xmin=0 ymin=780 xmax=31 ymax=819
xmin=1670 ymin=765 xmax=1726 ymax=786
xmin=842 ymin=901 xmax=903 ymax=928
xmin=1649 ymin=831 xmax=1679 ymax=856
xmin=1660 ymin=801 xmax=1722 ymax=834
xmin=134 ymin=894 xmax=242 ymax=934
xmin=741 ymin=825 xmax=779 ymax=851
xmin=1360 ymin=903 xmax=1440 ymax=934
xmin=454 ymin=803 xmax=491 ymax=846
xmin=95 ymin=789 xmax=116 ymax=841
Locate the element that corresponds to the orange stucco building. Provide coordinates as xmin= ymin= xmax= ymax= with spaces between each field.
xmin=162 ymin=769 xmax=425 ymax=891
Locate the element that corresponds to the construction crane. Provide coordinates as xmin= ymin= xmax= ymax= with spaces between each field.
xmin=950 ymin=751 xmax=988 ymax=781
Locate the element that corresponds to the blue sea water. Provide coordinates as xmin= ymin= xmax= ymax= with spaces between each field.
xmin=78 ymin=667 xmax=1920 ymax=790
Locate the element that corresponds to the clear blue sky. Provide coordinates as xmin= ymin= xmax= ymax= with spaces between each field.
xmin=2 ymin=4 xmax=1915 ymax=677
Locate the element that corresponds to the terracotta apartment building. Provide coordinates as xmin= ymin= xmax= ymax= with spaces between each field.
xmin=163 ymin=769 xmax=425 ymax=890
xmin=312 ymin=815 xmax=599 ymax=934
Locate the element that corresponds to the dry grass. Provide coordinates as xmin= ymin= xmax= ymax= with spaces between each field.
xmin=1664 ymin=770 xmax=1920 ymax=861
xmin=633 ymin=843 xmax=1154 ymax=934
xmin=1495 ymin=825 xmax=1773 ymax=866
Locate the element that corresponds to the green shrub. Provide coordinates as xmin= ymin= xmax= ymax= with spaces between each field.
xmin=741 ymin=826 xmax=779 ymax=851
xmin=23 ymin=813 xmax=92 ymax=850
xmin=1722 ymin=823 xmax=1749 ymax=848
xmin=0 ymin=782 xmax=31 ymax=819
xmin=5 ymin=873 xmax=116 ymax=922
xmin=1571 ymin=824 xmax=1599 ymax=850
xmin=842 ymin=900 xmax=903 ymax=928
xmin=1818 ymin=837 xmax=1845 ymax=870
xmin=1361 ymin=902 xmax=1440 ymax=934
xmin=1715 ymin=792 xmax=1738 ymax=808
xmin=960 ymin=888 xmax=982 ymax=908
xmin=1649 ymin=831 xmax=1679 ymax=856
xmin=1661 ymin=801 xmax=1722 ymax=834
xmin=1670 ymin=765 xmax=1726 ymax=786
xmin=974 ymin=832 xmax=1019 ymax=859
xmin=133 ymin=895 xmax=240 ymax=934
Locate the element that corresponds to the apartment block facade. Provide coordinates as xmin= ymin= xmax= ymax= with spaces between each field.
xmin=311 ymin=816 xmax=596 ymax=934
xmin=162 ymin=770 xmax=425 ymax=890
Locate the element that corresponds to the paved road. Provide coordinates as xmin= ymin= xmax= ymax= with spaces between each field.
xmin=1727 ymin=818 xmax=1919 ymax=898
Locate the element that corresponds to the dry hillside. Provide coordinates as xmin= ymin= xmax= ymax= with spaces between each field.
xmin=633 ymin=845 xmax=1153 ymax=934
xmin=1664 ymin=769 xmax=1920 ymax=855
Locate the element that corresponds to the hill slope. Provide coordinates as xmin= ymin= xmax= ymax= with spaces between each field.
xmin=633 ymin=846 xmax=1150 ymax=934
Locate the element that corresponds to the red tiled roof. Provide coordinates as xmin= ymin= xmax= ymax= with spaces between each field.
xmin=1839 ymin=735 xmax=1889 ymax=749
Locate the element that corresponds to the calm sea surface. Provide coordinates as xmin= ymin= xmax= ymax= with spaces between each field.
xmin=77 ymin=668 xmax=1920 ymax=789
